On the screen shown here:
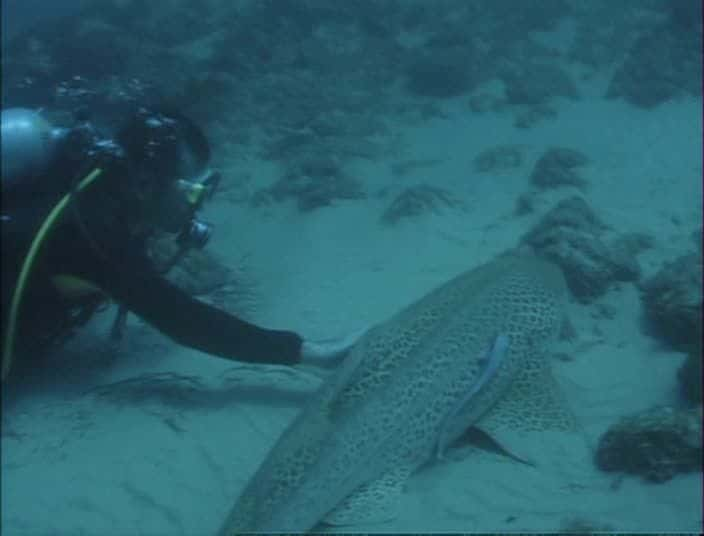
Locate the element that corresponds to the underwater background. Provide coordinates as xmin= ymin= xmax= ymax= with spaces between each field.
xmin=1 ymin=0 xmax=702 ymax=533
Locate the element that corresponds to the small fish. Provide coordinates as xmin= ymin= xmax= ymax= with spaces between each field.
xmin=436 ymin=333 xmax=510 ymax=460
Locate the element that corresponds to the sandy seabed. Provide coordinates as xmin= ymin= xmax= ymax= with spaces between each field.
xmin=2 ymin=83 xmax=702 ymax=534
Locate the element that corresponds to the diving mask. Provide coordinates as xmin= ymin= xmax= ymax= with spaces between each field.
xmin=175 ymin=168 xmax=221 ymax=210
xmin=147 ymin=168 xmax=219 ymax=237
xmin=170 ymin=169 xmax=220 ymax=249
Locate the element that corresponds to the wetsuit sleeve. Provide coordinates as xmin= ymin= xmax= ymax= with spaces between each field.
xmin=89 ymin=249 xmax=303 ymax=366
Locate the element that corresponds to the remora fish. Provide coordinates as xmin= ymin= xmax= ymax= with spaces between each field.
xmin=219 ymin=253 xmax=578 ymax=533
xmin=435 ymin=332 xmax=510 ymax=461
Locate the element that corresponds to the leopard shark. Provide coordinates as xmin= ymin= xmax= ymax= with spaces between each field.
xmin=218 ymin=252 xmax=586 ymax=533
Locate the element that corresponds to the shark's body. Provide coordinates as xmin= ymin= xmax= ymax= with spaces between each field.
xmin=219 ymin=253 xmax=580 ymax=533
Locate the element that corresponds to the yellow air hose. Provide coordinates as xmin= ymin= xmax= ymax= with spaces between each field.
xmin=2 ymin=168 xmax=103 ymax=381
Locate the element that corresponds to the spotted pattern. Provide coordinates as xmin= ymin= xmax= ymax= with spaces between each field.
xmin=219 ymin=253 xmax=570 ymax=533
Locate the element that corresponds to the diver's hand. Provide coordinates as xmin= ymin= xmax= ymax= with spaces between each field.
xmin=300 ymin=328 xmax=367 ymax=368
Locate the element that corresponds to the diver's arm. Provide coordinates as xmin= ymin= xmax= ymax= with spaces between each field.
xmin=93 ymin=253 xmax=304 ymax=365
xmin=62 ymin=229 xmax=358 ymax=367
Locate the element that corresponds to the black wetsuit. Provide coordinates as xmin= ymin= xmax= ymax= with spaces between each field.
xmin=1 ymin=117 xmax=302 ymax=377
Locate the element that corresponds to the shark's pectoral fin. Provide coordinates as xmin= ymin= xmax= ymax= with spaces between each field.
xmin=474 ymin=351 xmax=592 ymax=476
xmin=321 ymin=465 xmax=414 ymax=527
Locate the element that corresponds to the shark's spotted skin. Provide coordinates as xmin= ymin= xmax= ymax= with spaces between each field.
xmin=218 ymin=252 xmax=579 ymax=534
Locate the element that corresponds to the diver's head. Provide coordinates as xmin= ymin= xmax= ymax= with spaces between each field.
xmin=116 ymin=107 xmax=218 ymax=248
xmin=1 ymin=108 xmax=65 ymax=190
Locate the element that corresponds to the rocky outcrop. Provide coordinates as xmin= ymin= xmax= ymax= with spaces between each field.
xmin=521 ymin=196 xmax=653 ymax=302
xmin=595 ymin=406 xmax=702 ymax=482
xmin=381 ymin=184 xmax=462 ymax=225
xmin=529 ymin=147 xmax=589 ymax=190
xmin=606 ymin=10 xmax=702 ymax=108
xmin=640 ymin=253 xmax=702 ymax=353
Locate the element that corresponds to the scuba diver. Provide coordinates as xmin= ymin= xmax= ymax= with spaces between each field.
xmin=0 ymin=103 xmax=361 ymax=382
